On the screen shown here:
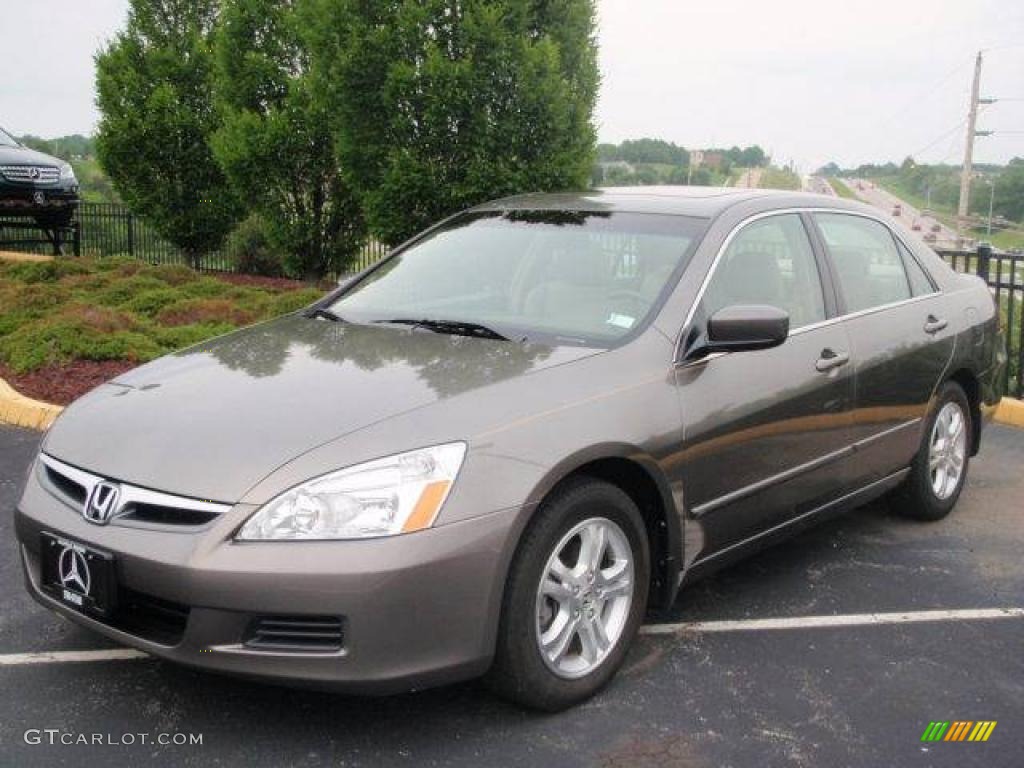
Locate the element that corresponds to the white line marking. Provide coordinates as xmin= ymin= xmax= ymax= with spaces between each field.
xmin=639 ymin=607 xmax=1024 ymax=635
xmin=0 ymin=649 xmax=149 ymax=666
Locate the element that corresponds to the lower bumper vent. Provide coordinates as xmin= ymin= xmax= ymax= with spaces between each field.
xmin=243 ymin=615 xmax=345 ymax=653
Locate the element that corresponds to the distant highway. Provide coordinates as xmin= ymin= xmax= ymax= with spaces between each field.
xmin=841 ymin=178 xmax=964 ymax=250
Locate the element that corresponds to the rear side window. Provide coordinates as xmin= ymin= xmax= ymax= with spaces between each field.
xmin=897 ymin=240 xmax=936 ymax=296
xmin=702 ymin=214 xmax=826 ymax=329
xmin=814 ymin=214 xmax=911 ymax=312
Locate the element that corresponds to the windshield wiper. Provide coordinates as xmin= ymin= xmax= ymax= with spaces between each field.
xmin=306 ymin=307 xmax=345 ymax=323
xmin=377 ymin=318 xmax=510 ymax=341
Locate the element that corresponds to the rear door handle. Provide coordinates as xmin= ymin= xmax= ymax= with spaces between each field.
xmin=815 ymin=349 xmax=850 ymax=373
xmin=924 ymin=315 xmax=948 ymax=334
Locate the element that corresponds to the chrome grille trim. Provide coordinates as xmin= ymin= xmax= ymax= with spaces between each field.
xmin=0 ymin=165 xmax=60 ymax=184
xmin=38 ymin=453 xmax=233 ymax=524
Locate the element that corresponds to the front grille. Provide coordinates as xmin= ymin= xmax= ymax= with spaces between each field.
xmin=41 ymin=464 xmax=87 ymax=506
xmin=1 ymin=165 xmax=59 ymax=184
xmin=38 ymin=453 xmax=232 ymax=528
xmin=243 ymin=615 xmax=345 ymax=653
xmin=119 ymin=503 xmax=220 ymax=527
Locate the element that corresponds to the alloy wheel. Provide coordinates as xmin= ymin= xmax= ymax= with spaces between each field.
xmin=534 ymin=517 xmax=634 ymax=679
xmin=929 ymin=401 xmax=967 ymax=500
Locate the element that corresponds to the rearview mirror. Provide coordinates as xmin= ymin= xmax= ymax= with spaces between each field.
xmin=704 ymin=304 xmax=789 ymax=354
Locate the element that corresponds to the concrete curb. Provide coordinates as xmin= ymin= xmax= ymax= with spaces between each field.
xmin=994 ymin=397 xmax=1024 ymax=429
xmin=0 ymin=377 xmax=63 ymax=431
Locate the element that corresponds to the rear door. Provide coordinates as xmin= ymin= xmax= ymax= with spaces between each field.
xmin=675 ymin=212 xmax=858 ymax=555
xmin=811 ymin=212 xmax=955 ymax=483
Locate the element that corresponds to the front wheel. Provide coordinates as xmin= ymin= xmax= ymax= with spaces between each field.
xmin=893 ymin=381 xmax=971 ymax=521
xmin=487 ymin=478 xmax=650 ymax=711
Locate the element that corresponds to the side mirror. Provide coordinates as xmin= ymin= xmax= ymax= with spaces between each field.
xmin=704 ymin=304 xmax=789 ymax=354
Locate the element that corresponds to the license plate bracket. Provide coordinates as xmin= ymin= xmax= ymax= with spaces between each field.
xmin=40 ymin=533 xmax=117 ymax=617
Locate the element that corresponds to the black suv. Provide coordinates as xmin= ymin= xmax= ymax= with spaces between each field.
xmin=0 ymin=126 xmax=80 ymax=228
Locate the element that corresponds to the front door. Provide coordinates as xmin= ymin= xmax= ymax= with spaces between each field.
xmin=675 ymin=212 xmax=858 ymax=557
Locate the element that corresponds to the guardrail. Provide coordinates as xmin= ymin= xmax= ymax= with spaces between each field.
xmin=937 ymin=244 xmax=1022 ymax=399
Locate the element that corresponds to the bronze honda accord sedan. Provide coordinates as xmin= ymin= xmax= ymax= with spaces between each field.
xmin=14 ymin=188 xmax=1005 ymax=710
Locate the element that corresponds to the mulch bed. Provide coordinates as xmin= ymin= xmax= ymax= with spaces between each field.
xmin=0 ymin=360 xmax=137 ymax=406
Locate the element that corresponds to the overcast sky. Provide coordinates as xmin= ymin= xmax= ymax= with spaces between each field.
xmin=1 ymin=0 xmax=1021 ymax=172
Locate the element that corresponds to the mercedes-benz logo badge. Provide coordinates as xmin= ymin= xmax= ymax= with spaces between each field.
xmin=58 ymin=546 xmax=91 ymax=595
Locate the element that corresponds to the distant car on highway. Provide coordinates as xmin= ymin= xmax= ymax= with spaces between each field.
xmin=931 ymin=222 xmax=942 ymax=233
xmin=912 ymin=221 xmax=922 ymax=231
xmin=892 ymin=204 xmax=902 ymax=216
xmin=0 ymin=125 xmax=79 ymax=228
xmin=924 ymin=232 xmax=937 ymax=243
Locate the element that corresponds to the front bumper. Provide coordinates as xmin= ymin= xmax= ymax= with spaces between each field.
xmin=15 ymin=463 xmax=518 ymax=693
xmin=0 ymin=180 xmax=79 ymax=217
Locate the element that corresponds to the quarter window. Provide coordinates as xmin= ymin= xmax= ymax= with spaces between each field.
xmin=897 ymin=240 xmax=936 ymax=296
xmin=702 ymin=214 xmax=826 ymax=330
xmin=815 ymin=214 xmax=912 ymax=312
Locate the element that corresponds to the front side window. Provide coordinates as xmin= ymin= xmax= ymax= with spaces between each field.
xmin=701 ymin=213 xmax=826 ymax=329
xmin=815 ymin=213 xmax=912 ymax=312
xmin=330 ymin=211 xmax=707 ymax=346
xmin=0 ymin=128 xmax=19 ymax=148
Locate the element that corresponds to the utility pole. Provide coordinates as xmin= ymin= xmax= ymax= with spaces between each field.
xmin=958 ymin=51 xmax=996 ymax=236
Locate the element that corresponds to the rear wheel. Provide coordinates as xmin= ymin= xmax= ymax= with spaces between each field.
xmin=487 ymin=478 xmax=650 ymax=711
xmin=893 ymin=381 xmax=971 ymax=521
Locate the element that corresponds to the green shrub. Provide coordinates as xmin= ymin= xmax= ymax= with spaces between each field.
xmin=122 ymin=288 xmax=186 ymax=317
xmin=140 ymin=264 xmax=200 ymax=286
xmin=156 ymin=298 xmax=260 ymax=327
xmin=225 ymin=216 xmax=285 ymax=277
xmin=3 ymin=259 xmax=92 ymax=284
xmin=93 ymin=275 xmax=171 ymax=307
xmin=153 ymin=322 xmax=238 ymax=350
xmin=271 ymin=288 xmax=323 ymax=315
xmin=0 ymin=319 xmax=163 ymax=373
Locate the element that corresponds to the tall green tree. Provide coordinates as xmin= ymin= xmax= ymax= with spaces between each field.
xmin=212 ymin=0 xmax=365 ymax=281
xmin=307 ymin=0 xmax=599 ymax=244
xmin=95 ymin=0 xmax=240 ymax=267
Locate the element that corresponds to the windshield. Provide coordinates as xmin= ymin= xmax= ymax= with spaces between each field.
xmin=330 ymin=210 xmax=707 ymax=346
xmin=0 ymin=127 xmax=19 ymax=148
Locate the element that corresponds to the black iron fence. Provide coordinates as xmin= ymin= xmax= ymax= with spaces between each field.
xmin=0 ymin=202 xmax=388 ymax=277
xmin=937 ymin=244 xmax=1023 ymax=399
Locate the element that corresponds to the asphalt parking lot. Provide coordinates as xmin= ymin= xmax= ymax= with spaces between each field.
xmin=1 ymin=423 xmax=1021 ymax=767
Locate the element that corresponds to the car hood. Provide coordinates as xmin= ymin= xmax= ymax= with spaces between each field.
xmin=43 ymin=314 xmax=595 ymax=502
xmin=0 ymin=144 xmax=64 ymax=168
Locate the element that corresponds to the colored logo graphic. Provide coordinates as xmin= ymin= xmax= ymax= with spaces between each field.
xmin=921 ymin=721 xmax=997 ymax=742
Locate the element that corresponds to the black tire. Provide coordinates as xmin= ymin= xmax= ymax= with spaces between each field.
xmin=893 ymin=381 xmax=972 ymax=521
xmin=486 ymin=477 xmax=650 ymax=711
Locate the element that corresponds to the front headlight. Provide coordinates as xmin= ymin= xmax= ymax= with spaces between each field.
xmin=59 ymin=163 xmax=76 ymax=182
xmin=236 ymin=442 xmax=467 ymax=541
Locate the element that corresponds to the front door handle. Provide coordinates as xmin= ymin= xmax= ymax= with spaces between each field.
xmin=815 ymin=348 xmax=850 ymax=373
xmin=924 ymin=315 xmax=948 ymax=334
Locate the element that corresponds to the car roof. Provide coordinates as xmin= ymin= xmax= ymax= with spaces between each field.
xmin=473 ymin=186 xmax=875 ymax=219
